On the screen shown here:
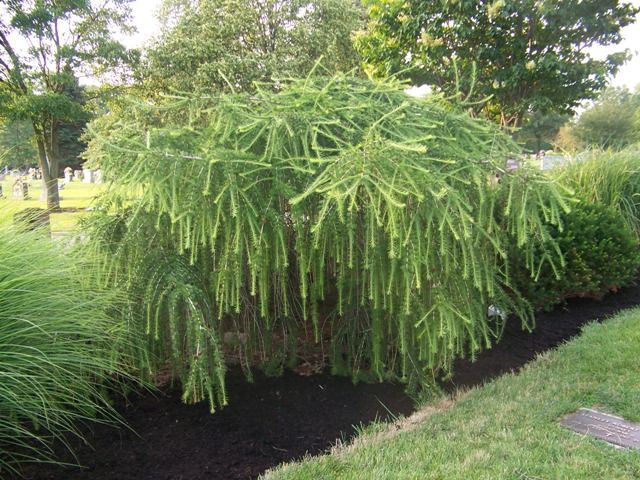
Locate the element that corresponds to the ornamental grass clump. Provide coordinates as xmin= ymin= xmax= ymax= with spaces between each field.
xmin=554 ymin=147 xmax=640 ymax=237
xmin=0 ymin=220 xmax=125 ymax=474
xmin=84 ymin=74 xmax=569 ymax=410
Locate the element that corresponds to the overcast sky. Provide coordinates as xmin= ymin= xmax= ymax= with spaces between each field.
xmin=120 ymin=0 xmax=162 ymax=48
xmin=589 ymin=0 xmax=640 ymax=91
xmin=123 ymin=0 xmax=640 ymax=91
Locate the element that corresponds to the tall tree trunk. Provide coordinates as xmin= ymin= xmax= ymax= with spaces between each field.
xmin=33 ymin=124 xmax=60 ymax=211
xmin=41 ymin=162 xmax=60 ymax=211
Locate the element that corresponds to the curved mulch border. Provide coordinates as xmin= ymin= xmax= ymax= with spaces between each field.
xmin=15 ymin=282 xmax=640 ymax=480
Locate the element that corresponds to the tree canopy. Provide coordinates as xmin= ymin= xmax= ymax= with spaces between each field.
xmin=0 ymin=0 xmax=135 ymax=209
xmin=573 ymin=86 xmax=640 ymax=149
xmin=0 ymin=119 xmax=36 ymax=170
xmin=142 ymin=0 xmax=365 ymax=94
xmin=516 ymin=111 xmax=570 ymax=152
xmin=356 ymin=0 xmax=639 ymax=127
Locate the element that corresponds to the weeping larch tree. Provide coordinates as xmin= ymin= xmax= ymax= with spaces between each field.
xmin=85 ymin=74 xmax=570 ymax=412
xmin=0 ymin=0 xmax=134 ymax=210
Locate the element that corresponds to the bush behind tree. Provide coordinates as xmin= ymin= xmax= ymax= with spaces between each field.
xmin=509 ymin=201 xmax=640 ymax=309
xmin=143 ymin=0 xmax=365 ymax=95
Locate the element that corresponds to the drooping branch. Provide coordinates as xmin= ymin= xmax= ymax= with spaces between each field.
xmin=84 ymin=74 xmax=570 ymax=409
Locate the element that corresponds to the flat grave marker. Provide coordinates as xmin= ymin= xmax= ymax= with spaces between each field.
xmin=560 ymin=408 xmax=640 ymax=449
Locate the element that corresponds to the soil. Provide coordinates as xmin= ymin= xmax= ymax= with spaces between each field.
xmin=15 ymin=282 xmax=640 ymax=480
xmin=446 ymin=283 xmax=640 ymax=390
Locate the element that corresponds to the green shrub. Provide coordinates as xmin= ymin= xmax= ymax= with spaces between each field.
xmin=84 ymin=74 xmax=569 ymax=409
xmin=0 ymin=225 xmax=124 ymax=474
xmin=510 ymin=201 xmax=640 ymax=309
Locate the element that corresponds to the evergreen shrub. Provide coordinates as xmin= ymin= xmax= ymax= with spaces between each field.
xmin=84 ymin=75 xmax=569 ymax=410
xmin=510 ymin=201 xmax=640 ymax=309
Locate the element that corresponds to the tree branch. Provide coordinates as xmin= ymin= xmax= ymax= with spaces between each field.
xmin=0 ymin=28 xmax=29 ymax=94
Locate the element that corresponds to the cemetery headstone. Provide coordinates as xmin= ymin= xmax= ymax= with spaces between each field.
xmin=83 ymin=168 xmax=93 ymax=183
xmin=506 ymin=158 xmax=520 ymax=170
xmin=13 ymin=208 xmax=51 ymax=235
xmin=12 ymin=178 xmax=28 ymax=200
xmin=74 ymin=169 xmax=82 ymax=181
xmin=64 ymin=166 xmax=73 ymax=182
xmin=542 ymin=154 xmax=568 ymax=171
xmin=560 ymin=408 xmax=640 ymax=449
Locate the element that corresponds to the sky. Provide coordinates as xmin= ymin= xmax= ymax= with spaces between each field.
xmin=589 ymin=0 xmax=640 ymax=91
xmin=121 ymin=0 xmax=162 ymax=48
xmin=125 ymin=0 xmax=640 ymax=92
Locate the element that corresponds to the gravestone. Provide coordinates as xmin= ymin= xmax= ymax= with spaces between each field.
xmin=12 ymin=179 xmax=28 ymax=200
xmin=541 ymin=154 xmax=568 ymax=171
xmin=74 ymin=169 xmax=82 ymax=181
xmin=506 ymin=158 xmax=520 ymax=170
xmin=64 ymin=166 xmax=73 ymax=182
xmin=83 ymin=168 xmax=93 ymax=183
xmin=560 ymin=408 xmax=640 ymax=449
xmin=13 ymin=208 xmax=51 ymax=235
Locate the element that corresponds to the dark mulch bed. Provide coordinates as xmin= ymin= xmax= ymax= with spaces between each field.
xmin=446 ymin=283 xmax=640 ymax=390
xmin=15 ymin=282 xmax=640 ymax=480
xmin=17 ymin=373 xmax=414 ymax=480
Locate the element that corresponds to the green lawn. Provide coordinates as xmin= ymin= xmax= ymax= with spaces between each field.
xmin=265 ymin=309 xmax=640 ymax=479
xmin=0 ymin=178 xmax=103 ymax=233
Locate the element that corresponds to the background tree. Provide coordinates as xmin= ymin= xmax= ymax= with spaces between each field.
xmin=573 ymin=86 xmax=640 ymax=149
xmin=515 ymin=111 xmax=569 ymax=152
xmin=356 ymin=0 xmax=639 ymax=127
xmin=143 ymin=0 xmax=365 ymax=94
xmin=0 ymin=0 xmax=135 ymax=210
xmin=553 ymin=123 xmax=583 ymax=153
xmin=0 ymin=117 xmax=88 ymax=174
xmin=0 ymin=119 xmax=37 ymax=170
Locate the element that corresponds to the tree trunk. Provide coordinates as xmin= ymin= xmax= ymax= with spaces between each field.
xmin=499 ymin=110 xmax=522 ymax=129
xmin=42 ymin=166 xmax=60 ymax=211
xmin=33 ymin=126 xmax=61 ymax=211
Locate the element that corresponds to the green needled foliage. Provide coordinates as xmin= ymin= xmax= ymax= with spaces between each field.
xmin=85 ymin=75 xmax=569 ymax=410
xmin=0 ymin=219 xmax=126 ymax=474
